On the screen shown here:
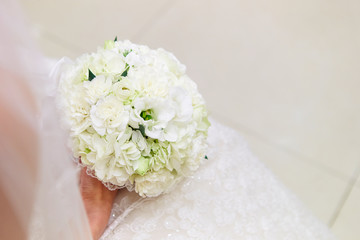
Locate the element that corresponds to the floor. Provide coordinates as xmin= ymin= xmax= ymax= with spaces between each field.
xmin=19 ymin=0 xmax=360 ymax=239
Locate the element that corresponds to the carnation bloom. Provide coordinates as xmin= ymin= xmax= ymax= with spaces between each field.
xmin=90 ymin=95 xmax=129 ymax=136
xmin=83 ymin=75 xmax=112 ymax=104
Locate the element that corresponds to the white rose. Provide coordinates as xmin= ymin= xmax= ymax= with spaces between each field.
xmin=112 ymin=78 xmax=135 ymax=102
xmin=90 ymin=95 xmax=129 ymax=136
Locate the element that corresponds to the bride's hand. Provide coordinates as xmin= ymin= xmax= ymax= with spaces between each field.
xmin=79 ymin=168 xmax=118 ymax=240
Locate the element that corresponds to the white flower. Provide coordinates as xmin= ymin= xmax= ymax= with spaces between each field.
xmin=183 ymin=134 xmax=207 ymax=173
xmin=90 ymin=95 xmax=129 ymax=136
xmin=91 ymin=49 xmax=126 ymax=76
xmin=108 ymin=166 xmax=130 ymax=186
xmin=193 ymin=105 xmax=211 ymax=132
xmin=64 ymin=87 xmax=92 ymax=134
xmin=131 ymin=130 xmax=150 ymax=154
xmin=71 ymin=131 xmax=92 ymax=161
xmin=129 ymin=97 xmax=177 ymax=141
xmin=129 ymin=88 xmax=193 ymax=142
xmin=93 ymin=155 xmax=113 ymax=180
xmin=116 ymin=126 xmax=132 ymax=144
xmin=92 ymin=133 xmax=116 ymax=160
xmin=169 ymin=87 xmax=193 ymax=122
xmin=93 ymin=156 xmax=130 ymax=186
xmin=114 ymin=141 xmax=141 ymax=167
xmin=111 ymin=78 xmax=135 ymax=102
xmin=125 ymin=50 xmax=144 ymax=66
xmin=148 ymin=141 xmax=171 ymax=171
xmin=84 ymin=75 xmax=112 ymax=104
xmin=129 ymin=66 xmax=171 ymax=98
xmin=134 ymin=168 xmax=175 ymax=197
xmin=75 ymin=132 xmax=116 ymax=167
xmin=114 ymin=139 xmax=150 ymax=176
xmin=157 ymin=48 xmax=186 ymax=77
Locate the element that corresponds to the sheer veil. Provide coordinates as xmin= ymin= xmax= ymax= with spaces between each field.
xmin=0 ymin=1 xmax=92 ymax=239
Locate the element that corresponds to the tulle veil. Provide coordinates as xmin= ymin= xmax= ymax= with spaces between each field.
xmin=0 ymin=1 xmax=92 ymax=239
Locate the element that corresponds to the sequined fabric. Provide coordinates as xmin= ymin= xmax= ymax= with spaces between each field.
xmin=101 ymin=119 xmax=336 ymax=240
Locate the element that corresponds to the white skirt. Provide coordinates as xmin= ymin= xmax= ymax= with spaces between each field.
xmin=101 ymin=120 xmax=336 ymax=240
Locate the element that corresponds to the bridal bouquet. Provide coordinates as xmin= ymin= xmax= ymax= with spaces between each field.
xmin=57 ymin=39 xmax=210 ymax=197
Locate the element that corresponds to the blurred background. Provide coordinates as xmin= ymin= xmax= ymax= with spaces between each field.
xmin=18 ymin=0 xmax=359 ymax=239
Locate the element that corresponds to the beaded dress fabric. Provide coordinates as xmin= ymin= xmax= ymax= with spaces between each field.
xmin=101 ymin=120 xmax=336 ymax=240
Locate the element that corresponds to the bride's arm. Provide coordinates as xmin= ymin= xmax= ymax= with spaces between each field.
xmin=80 ymin=168 xmax=118 ymax=240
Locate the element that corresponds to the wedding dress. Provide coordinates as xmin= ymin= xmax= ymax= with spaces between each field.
xmin=1 ymin=1 xmax=336 ymax=239
xmin=101 ymin=119 xmax=336 ymax=240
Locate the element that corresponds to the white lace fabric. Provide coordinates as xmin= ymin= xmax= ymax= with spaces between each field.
xmin=102 ymin=120 xmax=336 ymax=240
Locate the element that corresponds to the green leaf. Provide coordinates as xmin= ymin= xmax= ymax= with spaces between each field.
xmin=145 ymin=115 xmax=152 ymax=121
xmin=88 ymin=69 xmax=96 ymax=81
xmin=121 ymin=69 xmax=128 ymax=77
xmin=140 ymin=109 xmax=153 ymax=121
xmin=123 ymin=49 xmax=132 ymax=57
xmin=205 ymin=155 xmax=208 ymax=160
xmin=114 ymin=36 xmax=118 ymax=42
xmin=139 ymin=124 xmax=146 ymax=137
xmin=140 ymin=111 xmax=147 ymax=119
xmin=121 ymin=64 xmax=130 ymax=77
